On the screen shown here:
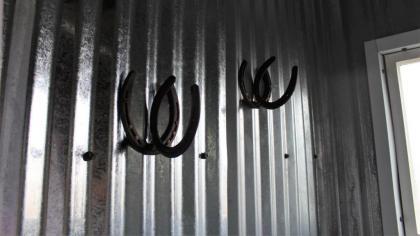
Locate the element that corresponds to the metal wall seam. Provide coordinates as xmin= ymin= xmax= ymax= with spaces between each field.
xmin=171 ymin=0 xmax=184 ymax=235
xmin=20 ymin=0 xmax=63 ymax=235
xmin=225 ymin=0 xmax=242 ymax=234
xmin=293 ymin=71 xmax=311 ymax=236
xmin=109 ymin=0 xmax=134 ymax=235
xmin=279 ymin=2 xmax=297 ymax=235
xmin=249 ymin=0 xmax=263 ymax=234
xmin=300 ymin=53 xmax=318 ymax=236
xmin=193 ymin=0 xmax=207 ymax=234
xmin=255 ymin=0 xmax=274 ymax=234
xmin=290 ymin=1 xmax=314 ymax=234
xmin=231 ymin=0 xmax=247 ymax=234
xmin=290 ymin=2 xmax=306 ymax=235
xmin=0 ymin=0 xmax=15 ymax=126
xmin=274 ymin=1 xmax=292 ymax=235
xmin=284 ymin=4 xmax=298 ymax=235
xmin=250 ymin=76 xmax=263 ymax=236
xmin=265 ymin=1 xmax=281 ymax=235
xmin=285 ymin=83 xmax=298 ymax=235
xmin=297 ymin=67 xmax=317 ymax=236
xmin=123 ymin=2 xmax=145 ymax=232
xmin=285 ymin=12 xmax=302 ymax=231
xmin=266 ymin=67 xmax=278 ymax=236
xmin=0 ymin=0 xmax=4 ymax=100
xmin=180 ymin=1 xmax=197 ymax=234
xmin=271 ymin=1 xmax=288 ymax=235
xmin=68 ymin=0 xmax=102 ymax=234
xmin=154 ymin=1 xmax=174 ymax=233
xmin=143 ymin=0 xmax=160 ymax=234
xmin=203 ymin=0 xmax=227 ymax=235
xmin=295 ymin=0 xmax=317 ymax=232
xmin=239 ymin=0 xmax=257 ymax=234
xmin=0 ymin=0 xmax=37 ymax=234
xmin=21 ymin=0 xmax=62 ymax=235
xmin=286 ymin=1 xmax=307 ymax=234
xmin=44 ymin=4 xmax=73 ymax=234
xmin=216 ymin=0 xmax=228 ymax=235
xmin=204 ymin=0 xmax=219 ymax=229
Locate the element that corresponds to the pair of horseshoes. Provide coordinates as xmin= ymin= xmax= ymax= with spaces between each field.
xmin=239 ymin=56 xmax=298 ymax=110
xmin=118 ymin=71 xmax=200 ymax=158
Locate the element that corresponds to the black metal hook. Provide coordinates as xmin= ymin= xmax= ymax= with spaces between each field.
xmin=253 ymin=56 xmax=298 ymax=110
xmin=118 ymin=71 xmax=180 ymax=155
xmin=238 ymin=60 xmax=272 ymax=108
xmin=150 ymin=76 xmax=201 ymax=158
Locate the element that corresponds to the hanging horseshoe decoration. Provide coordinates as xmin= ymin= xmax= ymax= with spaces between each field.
xmin=238 ymin=59 xmax=272 ymax=108
xmin=119 ymin=71 xmax=183 ymax=156
xmin=119 ymin=71 xmax=200 ymax=158
xmin=253 ymin=56 xmax=298 ymax=110
xmin=239 ymin=56 xmax=298 ymax=110
xmin=150 ymin=76 xmax=201 ymax=158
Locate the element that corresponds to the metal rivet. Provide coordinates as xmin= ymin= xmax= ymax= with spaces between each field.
xmin=284 ymin=153 xmax=290 ymax=159
xmin=82 ymin=151 xmax=95 ymax=161
xmin=199 ymin=153 xmax=208 ymax=159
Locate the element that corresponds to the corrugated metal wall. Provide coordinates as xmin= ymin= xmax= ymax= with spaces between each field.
xmin=300 ymin=0 xmax=420 ymax=235
xmin=0 ymin=0 xmax=316 ymax=235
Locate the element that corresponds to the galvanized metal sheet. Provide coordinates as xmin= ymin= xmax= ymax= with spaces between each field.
xmin=0 ymin=0 xmax=316 ymax=235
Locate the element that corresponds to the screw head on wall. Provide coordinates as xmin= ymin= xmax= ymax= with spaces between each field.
xmin=199 ymin=153 xmax=208 ymax=159
xmin=82 ymin=151 xmax=95 ymax=161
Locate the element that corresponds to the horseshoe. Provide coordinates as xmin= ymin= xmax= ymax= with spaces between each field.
xmin=238 ymin=60 xmax=272 ymax=108
xmin=253 ymin=56 xmax=298 ymax=110
xmin=150 ymin=76 xmax=200 ymax=158
xmin=118 ymin=71 xmax=180 ymax=155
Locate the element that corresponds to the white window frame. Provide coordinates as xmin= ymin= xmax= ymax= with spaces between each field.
xmin=365 ymin=29 xmax=420 ymax=236
xmin=384 ymin=49 xmax=420 ymax=236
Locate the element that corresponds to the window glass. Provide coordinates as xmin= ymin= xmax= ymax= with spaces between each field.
xmin=397 ymin=60 xmax=420 ymax=234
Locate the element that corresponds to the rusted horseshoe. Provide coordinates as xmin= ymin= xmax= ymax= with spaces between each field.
xmin=253 ymin=56 xmax=298 ymax=110
xmin=150 ymin=76 xmax=200 ymax=158
xmin=118 ymin=71 xmax=180 ymax=155
xmin=238 ymin=59 xmax=272 ymax=108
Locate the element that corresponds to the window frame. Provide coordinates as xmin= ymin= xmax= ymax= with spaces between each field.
xmin=384 ymin=49 xmax=420 ymax=236
xmin=365 ymin=29 xmax=420 ymax=236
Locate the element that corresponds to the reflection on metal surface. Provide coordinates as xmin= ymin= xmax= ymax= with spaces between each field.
xmin=0 ymin=0 xmax=37 ymax=234
xmin=69 ymin=0 xmax=102 ymax=234
xmin=109 ymin=0 xmax=134 ymax=234
xmin=232 ymin=2 xmax=247 ymax=234
xmin=20 ymin=0 xmax=63 ymax=235
xmin=143 ymin=0 xmax=160 ymax=234
xmin=216 ymin=4 xmax=229 ymax=232
xmin=171 ymin=0 xmax=184 ymax=234
xmin=194 ymin=0 xmax=207 ymax=234
xmin=0 ymin=0 xmax=316 ymax=235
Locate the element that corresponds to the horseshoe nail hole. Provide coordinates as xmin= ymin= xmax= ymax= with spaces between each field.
xmin=199 ymin=153 xmax=208 ymax=159
xmin=82 ymin=151 xmax=95 ymax=161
